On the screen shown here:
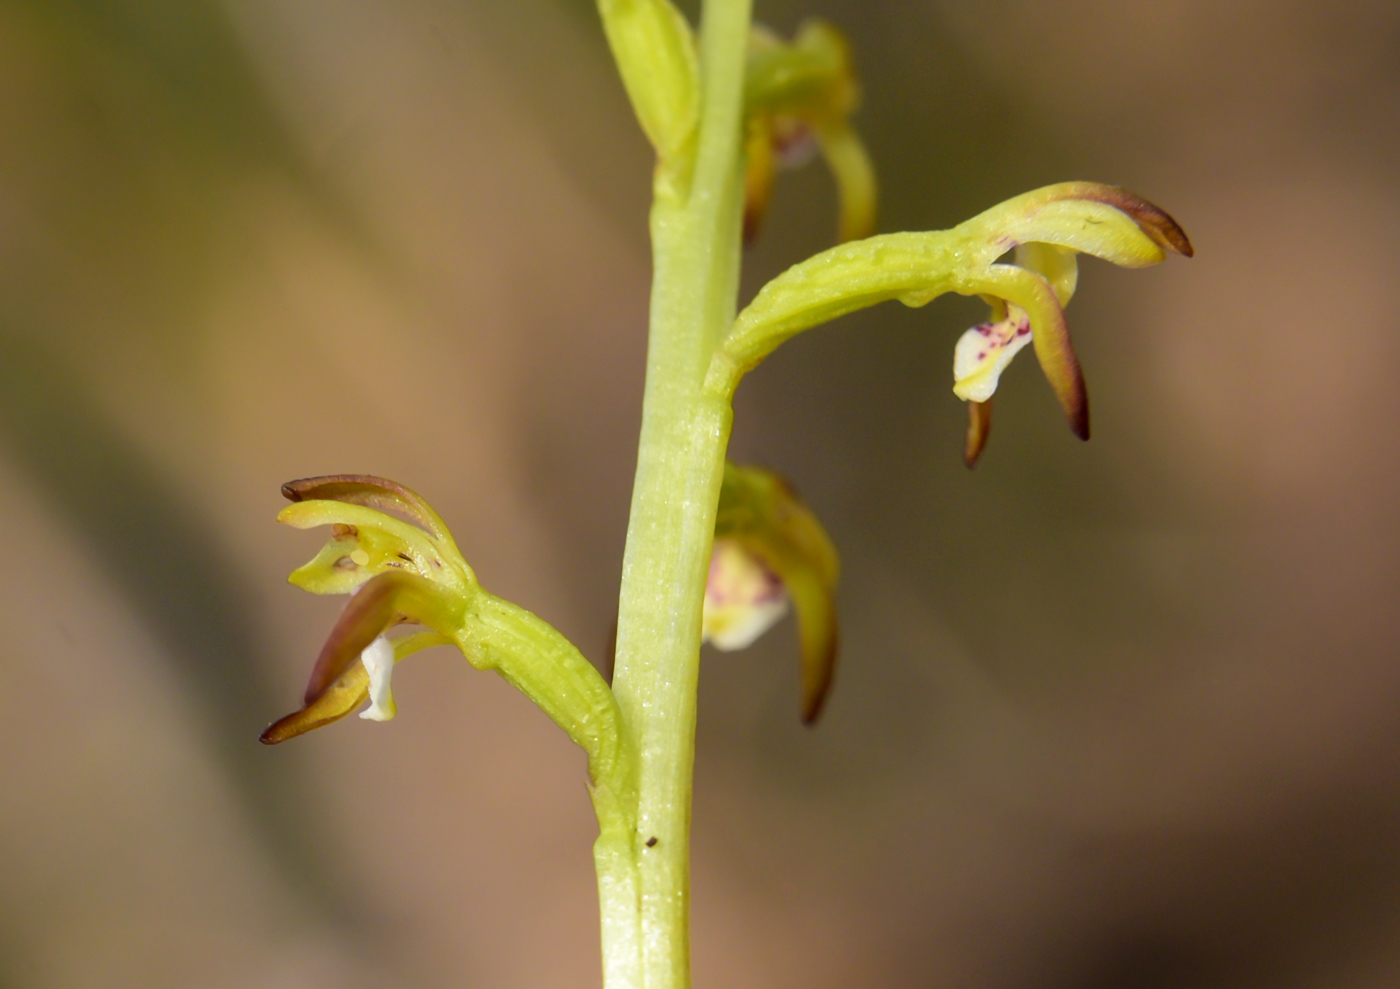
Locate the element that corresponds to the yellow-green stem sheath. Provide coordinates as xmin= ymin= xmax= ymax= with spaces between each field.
xmin=604 ymin=0 xmax=752 ymax=985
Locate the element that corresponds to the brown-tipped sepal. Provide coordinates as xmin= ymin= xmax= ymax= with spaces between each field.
xmin=965 ymin=399 xmax=993 ymax=468
xmin=1072 ymin=183 xmax=1193 ymax=257
xmin=260 ymin=630 xmax=452 ymax=744
xmin=969 ymin=182 xmax=1192 ymax=268
xmin=282 ymin=475 xmax=451 ymax=541
xmin=706 ymin=463 xmax=841 ymax=724
xmin=956 ymin=264 xmax=1090 ymax=442
xmin=261 ymin=658 xmax=371 ymax=744
xmin=278 ymin=477 xmax=475 ymax=595
xmin=300 ymin=570 xmax=462 ymax=705
xmin=787 ymin=563 xmax=839 ymax=726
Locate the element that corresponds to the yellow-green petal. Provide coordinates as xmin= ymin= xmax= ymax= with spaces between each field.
xmin=958 ymin=264 xmax=1088 ymax=439
xmin=278 ymin=500 xmax=473 ymax=591
xmin=1015 ymin=242 xmax=1078 ymax=306
xmin=286 ymin=522 xmax=420 ymax=596
xmin=816 ymin=121 xmax=876 ymax=243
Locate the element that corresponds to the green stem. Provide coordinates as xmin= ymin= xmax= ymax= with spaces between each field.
xmin=602 ymin=0 xmax=752 ymax=985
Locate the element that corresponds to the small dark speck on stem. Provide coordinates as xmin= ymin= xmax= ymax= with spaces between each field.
xmin=646 ymin=836 xmax=658 ymax=848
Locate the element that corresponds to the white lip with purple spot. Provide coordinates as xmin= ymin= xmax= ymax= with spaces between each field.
xmin=953 ymin=306 xmax=1033 ymax=403
xmin=702 ymin=540 xmax=790 ymax=652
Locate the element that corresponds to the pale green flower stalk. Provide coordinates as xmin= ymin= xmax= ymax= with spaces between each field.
xmin=258 ymin=2 xmax=1191 ymax=986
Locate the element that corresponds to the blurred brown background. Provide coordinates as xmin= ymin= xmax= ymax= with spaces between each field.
xmin=1 ymin=0 xmax=1398 ymax=985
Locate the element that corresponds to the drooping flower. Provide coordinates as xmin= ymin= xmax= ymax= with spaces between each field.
xmin=703 ymin=462 xmax=840 ymax=724
xmin=708 ymin=182 xmax=1192 ymax=468
xmin=743 ymin=19 xmax=876 ymax=244
xmin=952 ymin=189 xmax=1193 ymax=465
xmin=260 ymin=475 xmax=472 ymax=743
xmin=260 ymin=474 xmax=636 ymax=853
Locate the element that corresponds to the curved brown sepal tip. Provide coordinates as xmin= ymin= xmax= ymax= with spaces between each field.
xmin=1085 ymin=186 xmax=1194 ymax=258
xmin=1052 ymin=347 xmax=1092 ymax=439
xmin=1052 ymin=345 xmax=1090 ymax=441
xmin=281 ymin=474 xmax=444 ymax=538
xmin=260 ymin=713 xmax=307 ymax=745
xmin=260 ymin=705 xmax=337 ymax=744
xmin=743 ymin=205 xmax=765 ymax=245
xmin=1069 ymin=378 xmax=1092 ymax=439
xmin=965 ymin=399 xmax=993 ymax=468
xmin=264 ymin=656 xmax=373 ymax=744
xmin=259 ymin=700 xmax=355 ymax=744
xmin=800 ymin=623 xmax=838 ymax=726
xmin=1069 ymin=387 xmax=1090 ymax=441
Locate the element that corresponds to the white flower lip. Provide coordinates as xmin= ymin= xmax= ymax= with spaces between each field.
xmin=953 ymin=306 xmax=1034 ymax=403
xmin=359 ymin=635 xmax=398 ymax=722
xmin=702 ymin=539 xmax=790 ymax=651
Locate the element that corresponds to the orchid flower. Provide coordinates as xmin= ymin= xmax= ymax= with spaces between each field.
xmin=259 ymin=475 xmax=473 ymax=743
xmin=705 ymin=182 xmax=1192 ymax=468
xmin=743 ymin=19 xmax=876 ymax=244
xmin=703 ymin=462 xmax=840 ymax=724
xmin=950 ymin=191 xmax=1193 ymax=464
xmin=259 ymin=475 xmax=637 ymax=836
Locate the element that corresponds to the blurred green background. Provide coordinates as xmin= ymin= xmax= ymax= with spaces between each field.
xmin=1 ymin=0 xmax=1399 ymax=985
